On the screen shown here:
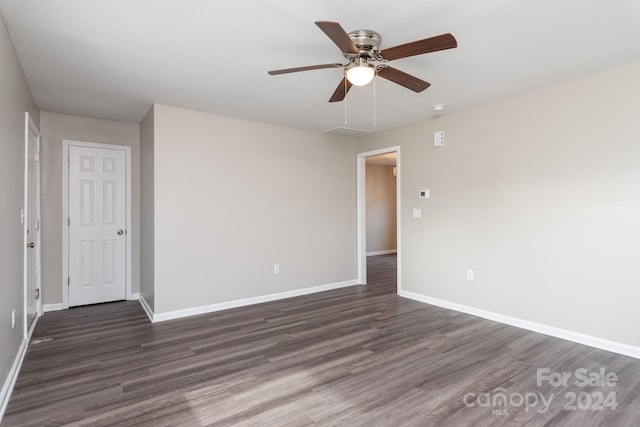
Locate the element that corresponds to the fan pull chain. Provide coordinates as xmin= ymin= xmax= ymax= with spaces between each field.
xmin=344 ymin=78 xmax=348 ymax=124
xmin=373 ymin=72 xmax=377 ymax=128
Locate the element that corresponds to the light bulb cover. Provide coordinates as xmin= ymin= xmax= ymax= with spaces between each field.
xmin=346 ymin=61 xmax=375 ymax=86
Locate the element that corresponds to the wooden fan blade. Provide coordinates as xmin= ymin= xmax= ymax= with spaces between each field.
xmin=329 ymin=77 xmax=353 ymax=102
xmin=381 ymin=33 xmax=457 ymax=61
xmin=268 ymin=63 xmax=343 ymax=75
xmin=316 ymin=21 xmax=359 ymax=54
xmin=377 ymin=66 xmax=431 ymax=92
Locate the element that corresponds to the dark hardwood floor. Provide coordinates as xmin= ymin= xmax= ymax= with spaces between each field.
xmin=3 ymin=254 xmax=640 ymax=426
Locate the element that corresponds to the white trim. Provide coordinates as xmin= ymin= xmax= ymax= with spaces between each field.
xmin=43 ymin=294 xmax=137 ymax=314
xmin=146 ymin=279 xmax=358 ymax=323
xmin=25 ymin=313 xmax=37 ymax=343
xmin=138 ymin=295 xmax=154 ymax=322
xmin=22 ymin=114 xmax=28 ymax=338
xmin=62 ymin=140 xmax=132 ymax=309
xmin=0 ymin=338 xmax=28 ymax=422
xmin=0 ymin=313 xmax=39 ymax=422
xmin=399 ymin=290 xmax=640 ymax=360
xmin=356 ymin=147 xmax=401 ymax=292
xmin=366 ymin=249 xmax=397 ymax=257
xmin=43 ymin=303 xmax=64 ymax=313
xmin=356 ymin=154 xmax=366 ymax=284
xmin=23 ymin=112 xmax=42 ymax=339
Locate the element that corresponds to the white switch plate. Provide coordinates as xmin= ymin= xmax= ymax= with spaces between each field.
xmin=467 ymin=269 xmax=474 ymax=281
xmin=413 ymin=208 xmax=422 ymax=218
xmin=273 ymin=264 xmax=280 ymax=274
xmin=434 ymin=131 xmax=444 ymax=147
xmin=419 ymin=189 xmax=430 ymax=199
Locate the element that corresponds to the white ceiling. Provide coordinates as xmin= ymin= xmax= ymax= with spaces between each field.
xmin=2 ymin=0 xmax=640 ymax=134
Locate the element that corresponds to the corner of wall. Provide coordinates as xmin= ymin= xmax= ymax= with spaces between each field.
xmin=139 ymin=104 xmax=155 ymax=313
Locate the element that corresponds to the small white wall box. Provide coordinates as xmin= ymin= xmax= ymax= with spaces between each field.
xmin=419 ymin=189 xmax=429 ymax=199
xmin=434 ymin=131 xmax=444 ymax=147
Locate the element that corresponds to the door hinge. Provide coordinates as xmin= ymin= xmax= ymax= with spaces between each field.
xmin=35 ymin=289 xmax=40 ymax=300
xmin=68 ymin=217 xmax=70 ymax=226
xmin=68 ymin=277 xmax=70 ymax=286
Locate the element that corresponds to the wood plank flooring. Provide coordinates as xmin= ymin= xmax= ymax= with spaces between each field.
xmin=3 ymin=254 xmax=640 ymax=426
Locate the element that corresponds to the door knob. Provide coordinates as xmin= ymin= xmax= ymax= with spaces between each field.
xmin=117 ymin=229 xmax=124 ymax=235
xmin=27 ymin=242 xmax=35 ymax=248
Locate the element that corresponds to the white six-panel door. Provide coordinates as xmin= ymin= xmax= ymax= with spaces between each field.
xmin=69 ymin=146 xmax=126 ymax=306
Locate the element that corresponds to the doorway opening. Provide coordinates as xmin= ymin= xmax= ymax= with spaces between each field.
xmin=356 ymin=147 xmax=400 ymax=293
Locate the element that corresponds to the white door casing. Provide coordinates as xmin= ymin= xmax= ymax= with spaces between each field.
xmin=24 ymin=112 xmax=41 ymax=337
xmin=356 ymin=147 xmax=401 ymax=292
xmin=63 ymin=141 xmax=131 ymax=307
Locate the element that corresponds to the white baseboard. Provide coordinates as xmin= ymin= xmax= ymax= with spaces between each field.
xmin=366 ymin=249 xmax=397 ymax=257
xmin=0 ymin=338 xmax=28 ymax=422
xmin=149 ymin=279 xmax=359 ymax=323
xmin=398 ymin=290 xmax=640 ymax=360
xmin=44 ymin=293 xmax=139 ymax=313
xmin=138 ymin=294 xmax=154 ymax=322
xmin=42 ymin=303 xmax=63 ymax=312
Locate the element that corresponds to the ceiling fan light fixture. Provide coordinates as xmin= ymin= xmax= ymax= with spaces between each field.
xmin=268 ymin=21 xmax=458 ymax=103
xmin=346 ymin=59 xmax=375 ymax=86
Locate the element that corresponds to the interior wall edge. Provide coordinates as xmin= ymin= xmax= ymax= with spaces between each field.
xmin=150 ymin=279 xmax=359 ymax=323
xmin=42 ymin=304 xmax=63 ymax=313
xmin=399 ymin=289 xmax=640 ymax=360
xmin=0 ymin=337 xmax=28 ymax=423
xmin=366 ymin=250 xmax=397 ymax=257
xmin=138 ymin=295 xmax=154 ymax=322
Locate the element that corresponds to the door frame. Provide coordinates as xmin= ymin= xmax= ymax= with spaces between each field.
xmin=62 ymin=140 xmax=132 ymax=309
xmin=356 ymin=146 xmax=401 ymax=292
xmin=23 ymin=112 xmax=42 ymax=339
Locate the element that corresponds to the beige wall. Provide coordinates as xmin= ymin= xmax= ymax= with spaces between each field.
xmin=358 ymin=59 xmax=640 ymax=348
xmin=140 ymin=106 xmax=155 ymax=311
xmin=0 ymin=13 xmax=38 ymax=406
xmin=366 ymin=164 xmax=397 ymax=253
xmin=39 ymin=112 xmax=140 ymax=305
xmin=148 ymin=104 xmax=357 ymax=314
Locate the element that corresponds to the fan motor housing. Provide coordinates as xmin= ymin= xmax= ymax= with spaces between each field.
xmin=347 ymin=30 xmax=381 ymax=58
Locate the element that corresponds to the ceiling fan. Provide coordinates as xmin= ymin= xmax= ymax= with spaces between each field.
xmin=268 ymin=21 xmax=457 ymax=102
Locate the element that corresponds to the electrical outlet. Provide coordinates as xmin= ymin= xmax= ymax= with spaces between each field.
xmin=273 ymin=264 xmax=280 ymax=274
xmin=11 ymin=310 xmax=15 ymax=328
xmin=466 ymin=269 xmax=474 ymax=281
